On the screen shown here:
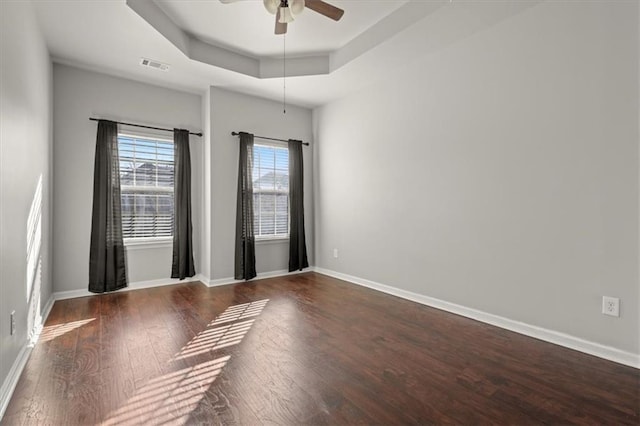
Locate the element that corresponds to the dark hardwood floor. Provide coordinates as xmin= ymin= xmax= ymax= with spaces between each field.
xmin=2 ymin=272 xmax=638 ymax=425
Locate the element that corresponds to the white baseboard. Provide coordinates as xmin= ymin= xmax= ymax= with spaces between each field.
xmin=51 ymin=268 xmax=314 ymax=299
xmin=0 ymin=346 xmax=31 ymax=421
xmin=0 ymin=294 xmax=55 ymax=420
xmin=51 ymin=267 xmax=315 ymax=300
xmin=53 ymin=274 xmax=209 ymax=300
xmin=205 ymin=268 xmax=313 ymax=287
xmin=314 ymin=267 xmax=640 ymax=369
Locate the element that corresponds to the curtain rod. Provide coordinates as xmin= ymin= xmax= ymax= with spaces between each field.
xmin=89 ymin=118 xmax=203 ymax=137
xmin=232 ymin=131 xmax=309 ymax=146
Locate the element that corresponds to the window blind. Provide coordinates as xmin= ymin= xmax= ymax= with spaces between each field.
xmin=118 ymin=134 xmax=174 ymax=239
xmin=252 ymin=144 xmax=289 ymax=238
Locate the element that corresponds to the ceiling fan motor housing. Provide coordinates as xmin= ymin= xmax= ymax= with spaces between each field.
xmin=225 ymin=0 xmax=344 ymax=35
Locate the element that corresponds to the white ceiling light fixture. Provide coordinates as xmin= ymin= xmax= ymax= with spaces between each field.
xmin=273 ymin=0 xmax=306 ymax=23
xmin=278 ymin=2 xmax=294 ymax=24
xmin=222 ymin=0 xmax=344 ymax=35
xmin=263 ymin=0 xmax=278 ymax=15
xmin=290 ymin=0 xmax=305 ymax=16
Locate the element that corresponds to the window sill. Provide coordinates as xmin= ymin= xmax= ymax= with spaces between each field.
xmin=255 ymin=236 xmax=289 ymax=245
xmin=124 ymin=238 xmax=173 ymax=250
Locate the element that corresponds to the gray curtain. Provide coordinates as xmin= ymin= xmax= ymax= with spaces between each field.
xmin=288 ymin=140 xmax=309 ymax=272
xmin=171 ymin=129 xmax=196 ymax=280
xmin=89 ymin=120 xmax=127 ymax=293
xmin=234 ymin=132 xmax=257 ymax=280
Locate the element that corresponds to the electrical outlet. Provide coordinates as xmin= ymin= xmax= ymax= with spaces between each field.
xmin=10 ymin=311 xmax=15 ymax=335
xmin=333 ymin=248 xmax=338 ymax=259
xmin=602 ymin=296 xmax=620 ymax=317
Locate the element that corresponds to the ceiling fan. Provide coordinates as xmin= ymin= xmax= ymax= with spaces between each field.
xmin=220 ymin=0 xmax=345 ymax=35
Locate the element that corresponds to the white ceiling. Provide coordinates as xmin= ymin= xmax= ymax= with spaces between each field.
xmin=156 ymin=0 xmax=408 ymax=57
xmin=33 ymin=0 xmax=543 ymax=109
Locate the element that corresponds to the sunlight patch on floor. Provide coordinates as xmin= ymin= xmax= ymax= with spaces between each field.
xmin=103 ymin=299 xmax=270 ymax=424
xmin=39 ymin=318 xmax=95 ymax=342
xmin=102 ymin=356 xmax=230 ymax=425
xmin=174 ymin=299 xmax=269 ymax=360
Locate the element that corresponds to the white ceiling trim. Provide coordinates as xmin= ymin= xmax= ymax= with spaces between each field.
xmin=126 ymin=0 xmax=446 ymax=79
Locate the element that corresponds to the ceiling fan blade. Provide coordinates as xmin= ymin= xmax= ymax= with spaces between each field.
xmin=275 ymin=9 xmax=287 ymax=35
xmin=305 ymin=0 xmax=344 ymax=21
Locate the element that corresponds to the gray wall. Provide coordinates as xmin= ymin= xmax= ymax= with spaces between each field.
xmin=0 ymin=0 xmax=53 ymax=397
xmin=313 ymin=1 xmax=639 ymax=354
xmin=53 ymin=65 xmax=202 ymax=292
xmin=209 ymin=87 xmax=314 ymax=280
xmin=199 ymin=89 xmax=212 ymax=280
xmin=51 ymin=68 xmax=314 ymax=290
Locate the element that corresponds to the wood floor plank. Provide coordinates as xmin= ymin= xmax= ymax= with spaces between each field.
xmin=2 ymin=302 xmax=70 ymax=422
xmin=20 ymin=298 xmax=82 ymax=424
xmin=3 ymin=272 xmax=639 ymax=425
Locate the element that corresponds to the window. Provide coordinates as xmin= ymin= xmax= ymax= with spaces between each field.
xmin=252 ymin=144 xmax=289 ymax=239
xmin=118 ymin=134 xmax=174 ymax=240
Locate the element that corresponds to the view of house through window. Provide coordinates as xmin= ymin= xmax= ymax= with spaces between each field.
xmin=118 ymin=134 xmax=174 ymax=239
xmin=253 ymin=144 xmax=289 ymax=238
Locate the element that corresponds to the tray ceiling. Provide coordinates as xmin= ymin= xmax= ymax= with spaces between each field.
xmin=156 ymin=0 xmax=408 ymax=57
xmin=32 ymin=0 xmax=542 ymax=108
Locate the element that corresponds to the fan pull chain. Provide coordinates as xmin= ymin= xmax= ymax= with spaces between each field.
xmin=283 ymin=33 xmax=287 ymax=114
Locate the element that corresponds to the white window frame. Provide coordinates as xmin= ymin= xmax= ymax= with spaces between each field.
xmin=253 ymin=141 xmax=290 ymax=241
xmin=118 ymin=131 xmax=174 ymax=246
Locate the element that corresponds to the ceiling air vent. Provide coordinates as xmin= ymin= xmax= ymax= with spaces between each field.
xmin=140 ymin=58 xmax=170 ymax=72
